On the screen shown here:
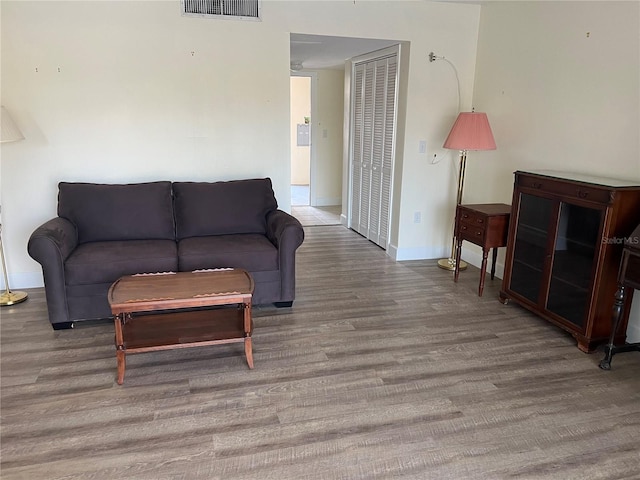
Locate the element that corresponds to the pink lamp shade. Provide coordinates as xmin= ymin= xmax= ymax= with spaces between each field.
xmin=443 ymin=111 xmax=496 ymax=151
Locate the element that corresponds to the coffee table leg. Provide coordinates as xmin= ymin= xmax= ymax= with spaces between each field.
xmin=243 ymin=302 xmax=254 ymax=369
xmin=114 ymin=313 xmax=127 ymax=384
xmin=244 ymin=337 xmax=254 ymax=369
xmin=116 ymin=349 xmax=126 ymax=385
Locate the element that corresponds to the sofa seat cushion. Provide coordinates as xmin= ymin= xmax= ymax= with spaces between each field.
xmin=178 ymin=234 xmax=278 ymax=272
xmin=65 ymin=240 xmax=178 ymax=286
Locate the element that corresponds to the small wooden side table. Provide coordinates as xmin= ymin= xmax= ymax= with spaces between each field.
xmin=454 ymin=203 xmax=511 ymax=296
xmin=599 ymin=223 xmax=640 ymax=370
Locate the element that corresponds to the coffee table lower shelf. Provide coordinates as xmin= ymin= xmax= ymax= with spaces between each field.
xmin=115 ymin=307 xmax=253 ymax=384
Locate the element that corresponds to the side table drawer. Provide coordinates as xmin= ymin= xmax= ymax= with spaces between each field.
xmin=458 ymin=222 xmax=485 ymax=243
xmin=457 ymin=208 xmax=488 ymax=245
xmin=459 ymin=210 xmax=487 ymax=227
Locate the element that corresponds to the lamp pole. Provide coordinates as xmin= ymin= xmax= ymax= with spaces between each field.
xmin=0 ymin=106 xmax=28 ymax=306
xmin=437 ymin=150 xmax=468 ymax=271
xmin=0 ymin=223 xmax=28 ymax=306
xmin=436 ymin=111 xmax=496 ymax=272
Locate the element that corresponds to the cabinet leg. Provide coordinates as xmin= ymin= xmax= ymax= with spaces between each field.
xmin=576 ymin=340 xmax=592 ymax=353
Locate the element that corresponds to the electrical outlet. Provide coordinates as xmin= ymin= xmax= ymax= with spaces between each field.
xmin=413 ymin=211 xmax=421 ymax=223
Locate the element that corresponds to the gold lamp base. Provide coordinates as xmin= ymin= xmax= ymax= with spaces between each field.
xmin=437 ymin=258 xmax=467 ymax=271
xmin=1 ymin=221 xmax=28 ymax=307
xmin=0 ymin=290 xmax=28 ymax=306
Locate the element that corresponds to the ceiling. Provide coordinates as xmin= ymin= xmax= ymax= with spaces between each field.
xmin=290 ymin=33 xmax=400 ymax=70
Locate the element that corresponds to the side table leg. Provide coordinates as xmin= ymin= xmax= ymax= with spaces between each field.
xmin=599 ymin=285 xmax=625 ymax=370
xmin=490 ymin=247 xmax=498 ymax=280
xmin=454 ymin=238 xmax=463 ymax=282
xmin=479 ymin=249 xmax=489 ymax=297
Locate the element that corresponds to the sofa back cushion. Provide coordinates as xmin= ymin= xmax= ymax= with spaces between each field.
xmin=173 ymin=178 xmax=278 ymax=239
xmin=58 ymin=181 xmax=175 ymax=243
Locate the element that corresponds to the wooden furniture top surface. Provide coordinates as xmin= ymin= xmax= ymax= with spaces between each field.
xmin=108 ymin=269 xmax=254 ymax=314
xmin=626 ymin=224 xmax=640 ymax=253
xmin=516 ymin=170 xmax=640 ymax=189
xmin=458 ymin=203 xmax=511 ymax=216
xmin=621 ymin=224 xmax=640 ymax=288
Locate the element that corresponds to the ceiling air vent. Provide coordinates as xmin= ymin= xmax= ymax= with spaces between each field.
xmin=182 ymin=0 xmax=260 ymax=20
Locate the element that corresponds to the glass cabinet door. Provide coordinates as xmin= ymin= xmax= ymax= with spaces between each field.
xmin=509 ymin=193 xmax=554 ymax=303
xmin=546 ymin=202 xmax=601 ymax=328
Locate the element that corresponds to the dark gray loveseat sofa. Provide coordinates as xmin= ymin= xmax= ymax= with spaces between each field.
xmin=28 ymin=178 xmax=304 ymax=330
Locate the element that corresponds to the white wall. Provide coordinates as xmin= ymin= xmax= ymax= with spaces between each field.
xmin=314 ymin=68 xmax=344 ymax=207
xmin=1 ymin=0 xmax=291 ymax=288
xmin=470 ymin=1 xmax=640 ymax=340
xmin=290 ymin=76 xmax=311 ymax=185
xmin=392 ymin=17 xmax=481 ymax=261
xmin=1 ymin=0 xmax=481 ymax=289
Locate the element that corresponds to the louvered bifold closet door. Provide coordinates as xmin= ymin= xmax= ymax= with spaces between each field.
xmin=350 ymin=52 xmax=398 ymax=249
xmin=359 ymin=61 xmax=375 ymax=238
xmin=378 ymin=55 xmax=396 ymax=249
xmin=350 ymin=64 xmax=365 ymax=231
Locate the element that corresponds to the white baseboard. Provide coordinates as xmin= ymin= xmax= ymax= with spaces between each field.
xmin=388 ymin=242 xmax=506 ymax=279
xmin=389 ymin=244 xmax=448 ymax=261
xmin=459 ymin=248 xmax=506 ymax=280
xmin=340 ymin=214 xmax=348 ymax=226
xmin=313 ymin=197 xmax=341 ymax=207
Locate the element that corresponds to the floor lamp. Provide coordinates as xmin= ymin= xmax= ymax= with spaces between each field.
xmin=437 ymin=111 xmax=496 ymax=271
xmin=0 ymin=106 xmax=28 ymax=306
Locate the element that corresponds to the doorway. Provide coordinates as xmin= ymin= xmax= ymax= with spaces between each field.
xmin=290 ymin=72 xmax=341 ymax=226
xmin=290 ymin=74 xmax=312 ymax=206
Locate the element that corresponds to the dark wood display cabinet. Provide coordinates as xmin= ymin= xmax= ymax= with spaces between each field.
xmin=499 ymin=170 xmax=640 ymax=352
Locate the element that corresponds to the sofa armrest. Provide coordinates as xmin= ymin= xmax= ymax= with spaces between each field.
xmin=28 ymin=217 xmax=78 ymax=260
xmin=266 ymin=210 xmax=304 ymax=303
xmin=27 ymin=217 xmax=78 ymax=327
xmin=266 ymin=210 xmax=304 ymax=249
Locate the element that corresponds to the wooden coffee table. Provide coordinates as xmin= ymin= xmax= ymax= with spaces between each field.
xmin=108 ymin=269 xmax=254 ymax=385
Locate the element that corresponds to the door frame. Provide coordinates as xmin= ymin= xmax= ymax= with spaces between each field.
xmin=290 ymin=71 xmax=318 ymax=206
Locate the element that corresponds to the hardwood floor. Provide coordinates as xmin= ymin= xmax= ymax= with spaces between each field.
xmin=291 ymin=205 xmax=341 ymax=227
xmin=2 ymin=225 xmax=639 ymax=479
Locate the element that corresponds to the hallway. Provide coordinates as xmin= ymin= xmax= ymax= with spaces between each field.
xmin=290 ymin=185 xmax=341 ymax=227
